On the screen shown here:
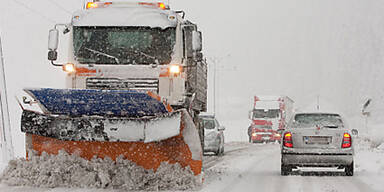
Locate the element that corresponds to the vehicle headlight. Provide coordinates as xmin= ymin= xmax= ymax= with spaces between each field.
xmin=275 ymin=133 xmax=281 ymax=137
xmin=252 ymin=132 xmax=257 ymax=137
xmin=62 ymin=63 xmax=76 ymax=73
xmin=169 ymin=65 xmax=181 ymax=74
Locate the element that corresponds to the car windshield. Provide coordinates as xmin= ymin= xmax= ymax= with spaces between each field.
xmin=202 ymin=119 xmax=215 ymax=129
xmin=73 ymin=26 xmax=176 ymax=65
xmin=253 ymin=109 xmax=279 ymax=119
xmin=292 ymin=114 xmax=344 ymax=128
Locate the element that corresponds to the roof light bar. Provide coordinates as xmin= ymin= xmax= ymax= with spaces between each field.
xmin=85 ymin=1 xmax=169 ymax=10
xmin=86 ymin=2 xmax=112 ymax=9
xmin=138 ymin=2 xmax=169 ymax=10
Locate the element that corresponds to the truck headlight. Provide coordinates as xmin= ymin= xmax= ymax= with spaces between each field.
xmin=169 ymin=65 xmax=181 ymax=74
xmin=62 ymin=63 xmax=76 ymax=73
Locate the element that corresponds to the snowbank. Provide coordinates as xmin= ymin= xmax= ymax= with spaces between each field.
xmin=354 ymin=138 xmax=384 ymax=191
xmin=0 ymin=150 xmax=201 ymax=191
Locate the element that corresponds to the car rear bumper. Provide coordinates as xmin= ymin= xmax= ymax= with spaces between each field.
xmin=282 ymin=153 xmax=353 ymax=167
xmin=204 ymin=139 xmax=220 ymax=152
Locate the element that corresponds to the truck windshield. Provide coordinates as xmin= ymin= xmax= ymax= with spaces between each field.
xmin=254 ymin=125 xmax=273 ymax=129
xmin=73 ymin=26 xmax=176 ymax=65
xmin=253 ymin=109 xmax=279 ymax=119
xmin=293 ymin=114 xmax=343 ymax=128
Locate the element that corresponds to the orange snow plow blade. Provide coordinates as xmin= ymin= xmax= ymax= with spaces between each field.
xmin=21 ymin=89 xmax=202 ymax=176
xmin=24 ymin=110 xmax=202 ymax=176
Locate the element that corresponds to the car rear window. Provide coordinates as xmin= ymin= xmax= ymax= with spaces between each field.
xmin=201 ymin=119 xmax=215 ymax=129
xmin=293 ymin=113 xmax=343 ymax=128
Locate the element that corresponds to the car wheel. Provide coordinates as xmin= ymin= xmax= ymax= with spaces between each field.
xmin=345 ymin=162 xmax=354 ymax=176
xmin=214 ymin=147 xmax=220 ymax=156
xmin=281 ymin=164 xmax=292 ymax=176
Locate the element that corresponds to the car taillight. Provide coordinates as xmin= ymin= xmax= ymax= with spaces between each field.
xmin=342 ymin=133 xmax=352 ymax=148
xmin=283 ymin=132 xmax=293 ymax=148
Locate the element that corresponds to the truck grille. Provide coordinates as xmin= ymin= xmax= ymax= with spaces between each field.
xmin=86 ymin=77 xmax=159 ymax=93
xmin=254 ymin=132 xmax=272 ymax=136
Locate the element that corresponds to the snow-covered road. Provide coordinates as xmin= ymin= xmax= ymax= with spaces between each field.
xmin=1 ymin=141 xmax=383 ymax=192
xmin=203 ymin=142 xmax=382 ymax=192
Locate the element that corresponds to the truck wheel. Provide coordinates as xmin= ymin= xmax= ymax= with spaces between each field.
xmin=345 ymin=162 xmax=354 ymax=176
xmin=281 ymin=164 xmax=292 ymax=176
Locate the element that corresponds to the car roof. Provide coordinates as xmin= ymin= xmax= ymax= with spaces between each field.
xmin=294 ymin=112 xmax=341 ymax=116
xmin=199 ymin=115 xmax=215 ymax=119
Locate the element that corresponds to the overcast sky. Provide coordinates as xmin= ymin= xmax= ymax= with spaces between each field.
xmin=1 ymin=0 xmax=384 ymax=155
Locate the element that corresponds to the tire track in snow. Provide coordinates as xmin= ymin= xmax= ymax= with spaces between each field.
xmin=340 ymin=175 xmax=379 ymax=192
xmin=202 ymin=142 xmax=380 ymax=192
xmin=201 ymin=143 xmax=281 ymax=192
xmin=203 ymin=144 xmax=252 ymax=170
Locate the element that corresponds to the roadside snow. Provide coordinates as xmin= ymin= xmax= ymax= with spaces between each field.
xmin=355 ymin=137 xmax=384 ymax=190
xmin=0 ymin=150 xmax=201 ymax=191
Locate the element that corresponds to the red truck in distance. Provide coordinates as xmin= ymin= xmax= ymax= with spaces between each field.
xmin=248 ymin=96 xmax=294 ymax=143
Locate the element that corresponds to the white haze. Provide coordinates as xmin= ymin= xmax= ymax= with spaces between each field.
xmin=1 ymin=0 xmax=384 ymax=157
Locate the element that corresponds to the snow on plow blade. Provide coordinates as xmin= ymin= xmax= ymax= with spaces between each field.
xmin=21 ymin=88 xmax=202 ymax=176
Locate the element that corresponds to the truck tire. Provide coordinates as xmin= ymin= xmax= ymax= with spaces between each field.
xmin=345 ymin=162 xmax=354 ymax=176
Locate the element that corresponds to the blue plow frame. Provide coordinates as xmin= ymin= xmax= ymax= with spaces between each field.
xmin=25 ymin=88 xmax=168 ymax=117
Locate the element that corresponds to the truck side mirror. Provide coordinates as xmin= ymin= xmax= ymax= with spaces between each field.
xmin=192 ymin=31 xmax=202 ymax=52
xmin=48 ymin=29 xmax=59 ymax=61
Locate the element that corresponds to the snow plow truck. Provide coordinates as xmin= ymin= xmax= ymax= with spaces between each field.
xmin=20 ymin=0 xmax=207 ymax=177
xmin=248 ymin=96 xmax=294 ymax=143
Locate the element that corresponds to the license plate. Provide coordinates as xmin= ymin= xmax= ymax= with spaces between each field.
xmin=304 ymin=136 xmax=331 ymax=144
xmin=262 ymin=136 xmax=270 ymax=140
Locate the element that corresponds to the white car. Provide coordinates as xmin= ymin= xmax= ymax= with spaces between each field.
xmin=199 ymin=114 xmax=225 ymax=156
xmin=281 ymin=112 xmax=356 ymax=176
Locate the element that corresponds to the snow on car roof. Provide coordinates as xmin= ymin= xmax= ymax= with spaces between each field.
xmin=254 ymin=100 xmax=280 ymax=109
xmin=199 ymin=115 xmax=215 ymax=119
xmin=295 ymin=112 xmax=341 ymax=116
xmin=72 ymin=7 xmax=177 ymax=28
xmin=254 ymin=95 xmax=283 ymax=101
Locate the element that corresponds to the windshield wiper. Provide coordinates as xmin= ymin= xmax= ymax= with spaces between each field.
xmin=84 ymin=47 xmax=120 ymax=64
xmin=133 ymin=50 xmax=158 ymax=64
xmin=322 ymin=125 xmax=339 ymax=129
